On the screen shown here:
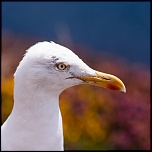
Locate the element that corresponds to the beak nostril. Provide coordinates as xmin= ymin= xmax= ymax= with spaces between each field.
xmin=102 ymin=77 xmax=111 ymax=81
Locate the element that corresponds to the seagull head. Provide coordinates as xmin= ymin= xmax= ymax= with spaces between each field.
xmin=14 ymin=41 xmax=126 ymax=95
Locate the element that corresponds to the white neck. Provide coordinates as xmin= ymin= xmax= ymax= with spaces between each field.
xmin=2 ymin=81 xmax=64 ymax=151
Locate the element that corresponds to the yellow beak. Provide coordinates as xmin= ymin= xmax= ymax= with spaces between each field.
xmin=69 ymin=70 xmax=126 ymax=93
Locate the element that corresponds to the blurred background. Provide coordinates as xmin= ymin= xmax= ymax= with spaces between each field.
xmin=1 ymin=2 xmax=150 ymax=150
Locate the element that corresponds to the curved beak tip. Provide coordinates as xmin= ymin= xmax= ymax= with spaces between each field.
xmin=122 ymin=85 xmax=126 ymax=93
xmin=106 ymin=82 xmax=126 ymax=93
xmin=118 ymin=84 xmax=126 ymax=93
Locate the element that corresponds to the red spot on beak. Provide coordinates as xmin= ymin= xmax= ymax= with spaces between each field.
xmin=107 ymin=84 xmax=120 ymax=91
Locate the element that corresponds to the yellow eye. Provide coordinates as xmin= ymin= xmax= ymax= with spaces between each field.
xmin=56 ymin=63 xmax=67 ymax=70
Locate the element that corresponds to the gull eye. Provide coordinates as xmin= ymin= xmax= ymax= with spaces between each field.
xmin=56 ymin=63 xmax=67 ymax=70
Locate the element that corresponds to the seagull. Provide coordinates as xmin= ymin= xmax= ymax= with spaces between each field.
xmin=1 ymin=41 xmax=126 ymax=151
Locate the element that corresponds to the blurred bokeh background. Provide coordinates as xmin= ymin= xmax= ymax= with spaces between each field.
xmin=1 ymin=2 xmax=150 ymax=150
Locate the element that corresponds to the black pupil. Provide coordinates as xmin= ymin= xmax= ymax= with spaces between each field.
xmin=60 ymin=64 xmax=64 ymax=69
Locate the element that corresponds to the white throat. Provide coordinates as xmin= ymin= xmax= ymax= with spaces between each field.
xmin=2 ymin=81 xmax=64 ymax=151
